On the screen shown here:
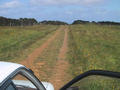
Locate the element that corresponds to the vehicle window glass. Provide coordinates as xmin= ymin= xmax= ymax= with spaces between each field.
xmin=12 ymin=74 xmax=37 ymax=90
xmin=6 ymin=84 xmax=15 ymax=90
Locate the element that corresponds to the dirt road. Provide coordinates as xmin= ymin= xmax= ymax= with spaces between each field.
xmin=20 ymin=26 xmax=70 ymax=90
xmin=49 ymin=26 xmax=70 ymax=90
xmin=21 ymin=26 xmax=63 ymax=68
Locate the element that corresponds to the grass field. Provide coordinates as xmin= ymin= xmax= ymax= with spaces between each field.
xmin=0 ymin=25 xmax=58 ymax=62
xmin=68 ymin=24 xmax=120 ymax=90
xmin=0 ymin=24 xmax=120 ymax=89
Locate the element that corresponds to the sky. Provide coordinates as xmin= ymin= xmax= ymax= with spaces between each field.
xmin=0 ymin=0 xmax=120 ymax=23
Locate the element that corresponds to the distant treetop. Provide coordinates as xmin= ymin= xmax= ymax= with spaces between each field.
xmin=0 ymin=16 xmax=120 ymax=26
xmin=72 ymin=20 xmax=90 ymax=24
xmin=72 ymin=20 xmax=120 ymax=25
xmin=0 ymin=16 xmax=38 ymax=26
xmin=39 ymin=20 xmax=68 ymax=25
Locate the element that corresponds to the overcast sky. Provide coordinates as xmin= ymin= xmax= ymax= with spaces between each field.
xmin=0 ymin=0 xmax=120 ymax=23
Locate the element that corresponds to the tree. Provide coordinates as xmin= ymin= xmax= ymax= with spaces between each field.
xmin=0 ymin=16 xmax=38 ymax=26
xmin=72 ymin=20 xmax=90 ymax=24
xmin=39 ymin=20 xmax=68 ymax=25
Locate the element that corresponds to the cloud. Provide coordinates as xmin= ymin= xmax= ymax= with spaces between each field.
xmin=83 ymin=0 xmax=102 ymax=4
xmin=30 ymin=0 xmax=104 ymax=6
xmin=0 ymin=10 xmax=8 ymax=14
xmin=0 ymin=0 xmax=21 ymax=8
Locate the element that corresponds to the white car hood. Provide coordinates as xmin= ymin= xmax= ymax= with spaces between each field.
xmin=42 ymin=82 xmax=54 ymax=90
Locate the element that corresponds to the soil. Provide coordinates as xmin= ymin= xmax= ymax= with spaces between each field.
xmin=20 ymin=27 xmax=63 ymax=68
xmin=49 ymin=26 xmax=70 ymax=90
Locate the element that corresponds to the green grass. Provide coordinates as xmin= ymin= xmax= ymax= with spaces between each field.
xmin=68 ymin=24 xmax=120 ymax=89
xmin=0 ymin=25 xmax=58 ymax=62
xmin=72 ymin=76 xmax=120 ymax=90
xmin=1 ymin=24 xmax=120 ymax=89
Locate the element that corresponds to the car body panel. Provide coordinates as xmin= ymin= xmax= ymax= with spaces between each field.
xmin=13 ymin=80 xmax=54 ymax=90
xmin=0 ymin=61 xmax=54 ymax=90
xmin=0 ymin=61 xmax=24 ymax=84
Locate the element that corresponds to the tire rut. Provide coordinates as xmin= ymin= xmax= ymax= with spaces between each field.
xmin=49 ymin=26 xmax=70 ymax=90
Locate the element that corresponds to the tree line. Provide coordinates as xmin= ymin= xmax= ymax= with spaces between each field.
xmin=72 ymin=20 xmax=120 ymax=25
xmin=0 ymin=16 xmax=38 ymax=26
xmin=39 ymin=20 xmax=68 ymax=25
xmin=0 ymin=16 xmax=120 ymax=26
xmin=0 ymin=16 xmax=68 ymax=26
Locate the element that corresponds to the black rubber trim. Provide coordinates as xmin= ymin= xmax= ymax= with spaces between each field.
xmin=60 ymin=70 xmax=120 ymax=90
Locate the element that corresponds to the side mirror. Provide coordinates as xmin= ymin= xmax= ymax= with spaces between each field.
xmin=60 ymin=70 xmax=120 ymax=90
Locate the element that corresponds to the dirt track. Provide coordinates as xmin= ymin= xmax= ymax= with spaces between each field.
xmin=20 ymin=26 xmax=70 ymax=90
xmin=20 ymin=26 xmax=63 ymax=68
xmin=49 ymin=26 xmax=70 ymax=90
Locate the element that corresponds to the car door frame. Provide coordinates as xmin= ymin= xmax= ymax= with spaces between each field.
xmin=60 ymin=70 xmax=120 ymax=90
xmin=0 ymin=67 xmax=46 ymax=90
